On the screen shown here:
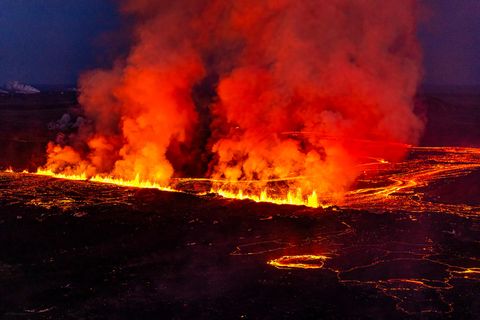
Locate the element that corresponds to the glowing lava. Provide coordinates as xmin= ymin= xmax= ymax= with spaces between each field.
xmin=211 ymin=188 xmax=322 ymax=208
xmin=32 ymin=168 xmax=325 ymax=207
xmin=36 ymin=169 xmax=87 ymax=181
xmin=90 ymin=175 xmax=176 ymax=192
xmin=268 ymin=255 xmax=329 ymax=269
xmin=29 ymin=169 xmax=323 ymax=207
xmin=343 ymin=146 xmax=480 ymax=214
xmin=4 ymin=146 xmax=480 ymax=212
xmin=34 ymin=169 xmax=175 ymax=192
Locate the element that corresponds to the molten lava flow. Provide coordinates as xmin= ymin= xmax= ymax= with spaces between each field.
xmin=268 ymin=255 xmax=328 ymax=269
xmin=343 ymin=146 xmax=480 ymax=214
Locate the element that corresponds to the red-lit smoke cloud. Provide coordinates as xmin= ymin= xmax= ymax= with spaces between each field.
xmin=44 ymin=0 xmax=423 ymax=199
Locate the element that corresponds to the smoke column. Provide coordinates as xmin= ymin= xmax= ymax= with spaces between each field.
xmin=43 ymin=0 xmax=423 ymax=200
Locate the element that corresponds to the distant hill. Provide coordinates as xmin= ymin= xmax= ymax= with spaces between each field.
xmin=0 ymin=81 xmax=79 ymax=95
xmin=33 ymin=84 xmax=78 ymax=92
xmin=3 ymin=81 xmax=41 ymax=94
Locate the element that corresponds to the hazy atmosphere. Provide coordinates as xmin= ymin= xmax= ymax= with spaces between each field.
xmin=0 ymin=0 xmax=479 ymax=86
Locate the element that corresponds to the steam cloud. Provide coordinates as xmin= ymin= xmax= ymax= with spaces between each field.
xmin=44 ymin=0 xmax=423 ymax=199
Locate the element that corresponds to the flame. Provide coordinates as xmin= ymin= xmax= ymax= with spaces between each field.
xmin=3 ymin=146 xmax=480 ymax=212
xmin=211 ymin=187 xmax=323 ymax=208
xmin=36 ymin=0 xmax=423 ymax=209
xmin=34 ymin=168 xmax=175 ymax=192
xmin=90 ymin=175 xmax=176 ymax=192
xmin=36 ymin=168 xmax=87 ymax=181
xmin=32 ymin=168 xmax=323 ymax=207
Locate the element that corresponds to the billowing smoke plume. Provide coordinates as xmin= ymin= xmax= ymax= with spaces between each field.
xmin=44 ymin=0 xmax=423 ymax=199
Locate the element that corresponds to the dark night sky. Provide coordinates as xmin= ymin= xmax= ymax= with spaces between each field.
xmin=420 ymin=0 xmax=480 ymax=86
xmin=0 ymin=0 xmax=120 ymax=85
xmin=0 ymin=0 xmax=479 ymax=86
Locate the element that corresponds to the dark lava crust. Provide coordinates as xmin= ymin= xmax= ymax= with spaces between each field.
xmin=0 ymin=172 xmax=480 ymax=319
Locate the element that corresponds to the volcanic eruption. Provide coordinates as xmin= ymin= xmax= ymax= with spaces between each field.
xmin=40 ymin=0 xmax=423 ymax=206
xmin=3 ymin=1 xmax=480 ymax=318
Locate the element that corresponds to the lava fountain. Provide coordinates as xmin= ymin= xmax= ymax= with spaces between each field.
xmin=37 ymin=0 xmax=424 ymax=207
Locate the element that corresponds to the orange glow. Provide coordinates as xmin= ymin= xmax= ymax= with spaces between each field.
xmin=35 ymin=1 xmax=423 ymax=209
xmin=90 ymin=175 xmax=176 ymax=192
xmin=32 ymin=168 xmax=322 ymax=207
xmin=211 ymin=187 xmax=323 ymax=208
xmin=3 ymin=145 xmax=479 ymax=211
xmin=457 ymin=268 xmax=480 ymax=274
xmin=268 ymin=255 xmax=328 ymax=269
xmin=342 ymin=147 xmax=480 ymax=214
xmin=36 ymin=168 xmax=87 ymax=181
xmin=34 ymin=168 xmax=175 ymax=192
